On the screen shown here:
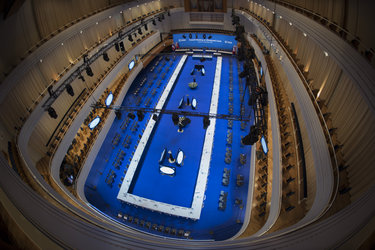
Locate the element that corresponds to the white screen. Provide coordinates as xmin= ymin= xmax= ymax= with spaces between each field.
xmin=89 ymin=116 xmax=101 ymax=129
xmin=128 ymin=60 xmax=135 ymax=70
xmin=105 ymin=92 xmax=113 ymax=106
xmin=261 ymin=135 xmax=268 ymax=154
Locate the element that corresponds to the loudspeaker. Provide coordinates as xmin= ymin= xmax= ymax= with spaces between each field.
xmin=172 ymin=113 xmax=179 ymax=125
xmin=137 ymin=110 xmax=145 ymax=121
xmin=203 ymin=116 xmax=210 ymax=129
xmin=115 ymin=110 xmax=122 ymax=120
xmin=48 ymin=107 xmax=58 ymax=119
xmin=103 ymin=52 xmax=109 ymax=62
xmin=66 ymin=84 xmax=74 ymax=96
xmin=119 ymin=42 xmax=125 ymax=52
xmin=241 ymin=125 xmax=259 ymax=145
xmin=86 ymin=66 xmax=93 ymax=77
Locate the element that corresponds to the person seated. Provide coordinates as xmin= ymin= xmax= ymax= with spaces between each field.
xmin=168 ymin=150 xmax=175 ymax=163
xmin=178 ymin=116 xmax=191 ymax=132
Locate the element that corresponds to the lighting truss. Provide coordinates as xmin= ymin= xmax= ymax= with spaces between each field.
xmin=42 ymin=10 xmax=170 ymax=110
xmin=91 ymin=104 xmax=251 ymax=122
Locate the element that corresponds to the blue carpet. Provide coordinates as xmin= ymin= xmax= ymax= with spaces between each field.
xmin=129 ymin=56 xmax=217 ymax=207
xmin=84 ymin=54 xmax=253 ymax=240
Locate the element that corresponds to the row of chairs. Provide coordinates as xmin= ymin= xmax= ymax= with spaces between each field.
xmin=117 ymin=212 xmax=191 ymax=238
xmin=263 ymin=47 xmax=302 ymax=215
xmin=266 ymin=14 xmax=352 ymax=199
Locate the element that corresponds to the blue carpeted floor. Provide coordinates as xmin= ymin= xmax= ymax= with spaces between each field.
xmin=129 ymin=56 xmax=217 ymax=207
xmin=84 ymin=54 xmax=253 ymax=240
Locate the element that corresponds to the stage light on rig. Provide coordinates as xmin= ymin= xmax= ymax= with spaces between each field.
xmin=172 ymin=113 xmax=179 ymax=125
xmin=203 ymin=116 xmax=210 ymax=129
xmin=66 ymin=84 xmax=74 ymax=96
xmin=48 ymin=107 xmax=58 ymax=119
xmin=128 ymin=112 xmax=136 ymax=119
xmin=102 ymin=52 xmax=109 ymax=62
xmin=137 ymin=110 xmax=145 ymax=121
xmin=241 ymin=125 xmax=259 ymax=145
xmin=85 ymin=66 xmax=94 ymax=77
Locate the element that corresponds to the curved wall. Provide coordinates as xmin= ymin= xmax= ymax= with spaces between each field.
xmin=243 ymin=0 xmax=375 ymax=201
xmin=0 ymin=0 xmax=375 ymax=248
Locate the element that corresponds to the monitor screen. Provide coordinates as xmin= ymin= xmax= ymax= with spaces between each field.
xmin=89 ymin=116 xmax=101 ymax=129
xmin=260 ymin=135 xmax=268 ymax=155
xmin=128 ymin=60 xmax=135 ymax=70
xmin=105 ymin=92 xmax=114 ymax=106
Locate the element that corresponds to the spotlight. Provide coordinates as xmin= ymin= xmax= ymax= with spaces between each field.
xmin=47 ymin=86 xmax=56 ymax=97
xmin=152 ymin=114 xmax=158 ymax=121
xmin=189 ymin=33 xmax=192 ymax=39
xmin=78 ymin=74 xmax=85 ymax=82
xmin=66 ymin=84 xmax=74 ymax=96
xmin=103 ymin=52 xmax=109 ymax=62
xmin=208 ymin=35 xmax=212 ymax=39
xmin=138 ymin=28 xmax=142 ymax=35
xmin=115 ymin=42 xmax=120 ymax=52
xmin=241 ymin=125 xmax=259 ymax=145
xmin=48 ymin=107 xmax=58 ymax=119
xmin=235 ymin=25 xmax=245 ymax=41
xmin=232 ymin=15 xmax=240 ymax=25
xmin=144 ymin=24 xmax=148 ymax=31
xmin=86 ymin=66 xmax=94 ymax=77
xmin=137 ymin=110 xmax=145 ymax=121
xmin=239 ymin=69 xmax=249 ymax=78
xmin=203 ymin=116 xmax=210 ymax=129
xmin=195 ymin=34 xmax=198 ymax=39
xmin=161 ymin=14 xmax=165 ymax=20
xmin=172 ymin=113 xmax=179 ymax=125
xmin=248 ymin=92 xmax=257 ymax=106
xmin=152 ymin=19 xmax=156 ymax=25
xmin=115 ymin=110 xmax=122 ymax=120
xmin=127 ymin=113 xmax=136 ymax=119
xmin=203 ymin=34 xmax=206 ymax=39
xmin=158 ymin=17 xmax=161 ymax=22
xmin=128 ymin=34 xmax=133 ymax=42
xmin=182 ymin=34 xmax=186 ymax=39
xmin=167 ymin=11 xmax=170 ymax=16
xmin=119 ymin=41 xmax=125 ymax=52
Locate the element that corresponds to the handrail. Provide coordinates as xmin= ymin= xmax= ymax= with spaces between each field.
xmin=237 ymin=7 xmax=339 ymax=216
xmin=171 ymin=28 xmax=234 ymax=35
xmin=268 ymin=0 xmax=374 ymax=65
